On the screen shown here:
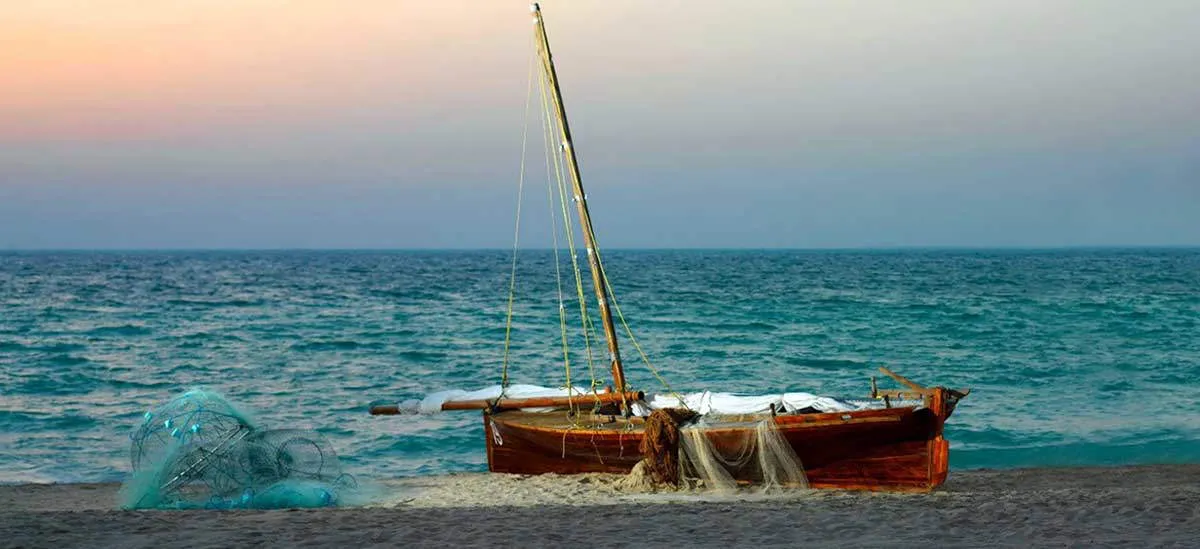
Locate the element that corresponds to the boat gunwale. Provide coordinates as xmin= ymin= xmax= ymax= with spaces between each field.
xmin=489 ymin=403 xmax=921 ymax=438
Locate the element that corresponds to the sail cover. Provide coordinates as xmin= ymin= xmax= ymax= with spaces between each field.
xmin=385 ymin=384 xmax=884 ymax=416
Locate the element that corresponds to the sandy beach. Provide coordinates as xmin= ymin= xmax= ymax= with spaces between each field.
xmin=2 ymin=465 xmax=1198 ymax=548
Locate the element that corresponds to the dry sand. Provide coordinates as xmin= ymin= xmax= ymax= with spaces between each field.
xmin=3 ymin=465 xmax=1199 ymax=548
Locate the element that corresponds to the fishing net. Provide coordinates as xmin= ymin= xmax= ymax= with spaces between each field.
xmin=120 ymin=389 xmax=356 ymax=510
xmin=634 ymin=409 xmax=808 ymax=491
xmin=677 ymin=417 xmax=808 ymax=492
xmin=639 ymin=408 xmax=699 ymax=485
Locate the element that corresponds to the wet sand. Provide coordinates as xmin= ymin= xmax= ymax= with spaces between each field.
xmin=3 ymin=465 xmax=1199 ymax=548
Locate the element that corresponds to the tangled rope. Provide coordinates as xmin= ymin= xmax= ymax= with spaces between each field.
xmin=638 ymin=408 xmax=699 ymax=485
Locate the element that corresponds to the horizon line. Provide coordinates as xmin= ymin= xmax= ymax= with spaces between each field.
xmin=3 ymin=245 xmax=1199 ymax=253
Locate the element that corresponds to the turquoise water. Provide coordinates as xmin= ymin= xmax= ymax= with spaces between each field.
xmin=1 ymin=249 xmax=1198 ymax=484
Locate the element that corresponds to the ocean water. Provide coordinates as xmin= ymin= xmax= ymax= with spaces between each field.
xmin=1 ymin=249 xmax=1198 ymax=484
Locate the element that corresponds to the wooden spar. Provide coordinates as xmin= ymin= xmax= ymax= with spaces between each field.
xmin=879 ymin=367 xmax=927 ymax=392
xmin=368 ymin=391 xmax=644 ymax=415
xmin=531 ymin=3 xmax=629 ymax=404
xmin=369 ymin=403 xmax=402 ymax=415
xmin=441 ymin=390 xmax=643 ymax=411
xmin=874 ymin=366 xmax=971 ymax=408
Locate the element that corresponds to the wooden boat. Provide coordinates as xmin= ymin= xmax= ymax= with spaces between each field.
xmin=374 ymin=3 xmax=968 ymax=492
xmin=481 ymin=372 xmax=967 ymax=491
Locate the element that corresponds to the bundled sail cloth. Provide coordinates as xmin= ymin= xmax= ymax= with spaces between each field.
xmin=384 ymin=384 xmax=880 ymax=416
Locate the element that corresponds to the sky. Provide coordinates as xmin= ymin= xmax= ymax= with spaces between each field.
xmin=1 ymin=0 xmax=1198 ymax=249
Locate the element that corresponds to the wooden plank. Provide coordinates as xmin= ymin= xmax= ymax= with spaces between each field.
xmin=872 ymin=389 xmax=932 ymax=400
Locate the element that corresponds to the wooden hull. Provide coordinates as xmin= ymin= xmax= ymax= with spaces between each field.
xmin=484 ymin=388 xmax=957 ymax=492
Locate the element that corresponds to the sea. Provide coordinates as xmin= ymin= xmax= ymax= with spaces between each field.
xmin=1 ymin=249 xmax=1198 ymax=485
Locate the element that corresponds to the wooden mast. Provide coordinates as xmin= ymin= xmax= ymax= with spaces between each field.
xmin=531 ymin=3 xmax=629 ymax=402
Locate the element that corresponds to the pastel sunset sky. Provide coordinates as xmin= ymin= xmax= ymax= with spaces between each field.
xmin=2 ymin=0 xmax=1198 ymax=248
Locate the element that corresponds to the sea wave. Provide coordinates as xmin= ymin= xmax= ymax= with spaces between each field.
xmin=2 ymin=249 xmax=1198 ymax=483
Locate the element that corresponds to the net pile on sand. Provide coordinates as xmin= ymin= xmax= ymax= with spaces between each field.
xmin=120 ymin=389 xmax=356 ymax=510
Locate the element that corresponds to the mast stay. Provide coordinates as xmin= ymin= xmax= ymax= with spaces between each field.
xmin=531 ymin=3 xmax=629 ymax=408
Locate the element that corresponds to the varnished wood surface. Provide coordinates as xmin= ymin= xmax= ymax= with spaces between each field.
xmin=484 ymin=387 xmax=957 ymax=492
xmin=440 ymin=391 xmax=642 ymax=412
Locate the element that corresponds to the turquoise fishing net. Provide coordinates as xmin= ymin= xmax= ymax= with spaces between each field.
xmin=120 ymin=389 xmax=356 ymax=510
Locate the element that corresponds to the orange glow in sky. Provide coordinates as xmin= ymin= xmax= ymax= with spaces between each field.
xmin=1 ymin=1 xmax=519 ymax=141
xmin=3 ymin=1 xmax=1198 ymax=248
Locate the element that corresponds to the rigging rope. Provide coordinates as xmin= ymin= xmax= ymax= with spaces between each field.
xmin=538 ymin=62 xmax=577 ymax=415
xmin=533 ymin=49 xmax=680 ymax=406
xmin=499 ymin=42 xmax=538 ymax=395
xmin=507 ymin=25 xmax=680 ymax=411
xmin=538 ymin=64 xmax=604 ymax=407
xmin=587 ymin=225 xmax=689 ymax=407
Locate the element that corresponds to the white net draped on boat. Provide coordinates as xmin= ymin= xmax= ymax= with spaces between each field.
xmin=678 ymin=418 xmax=808 ymax=492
